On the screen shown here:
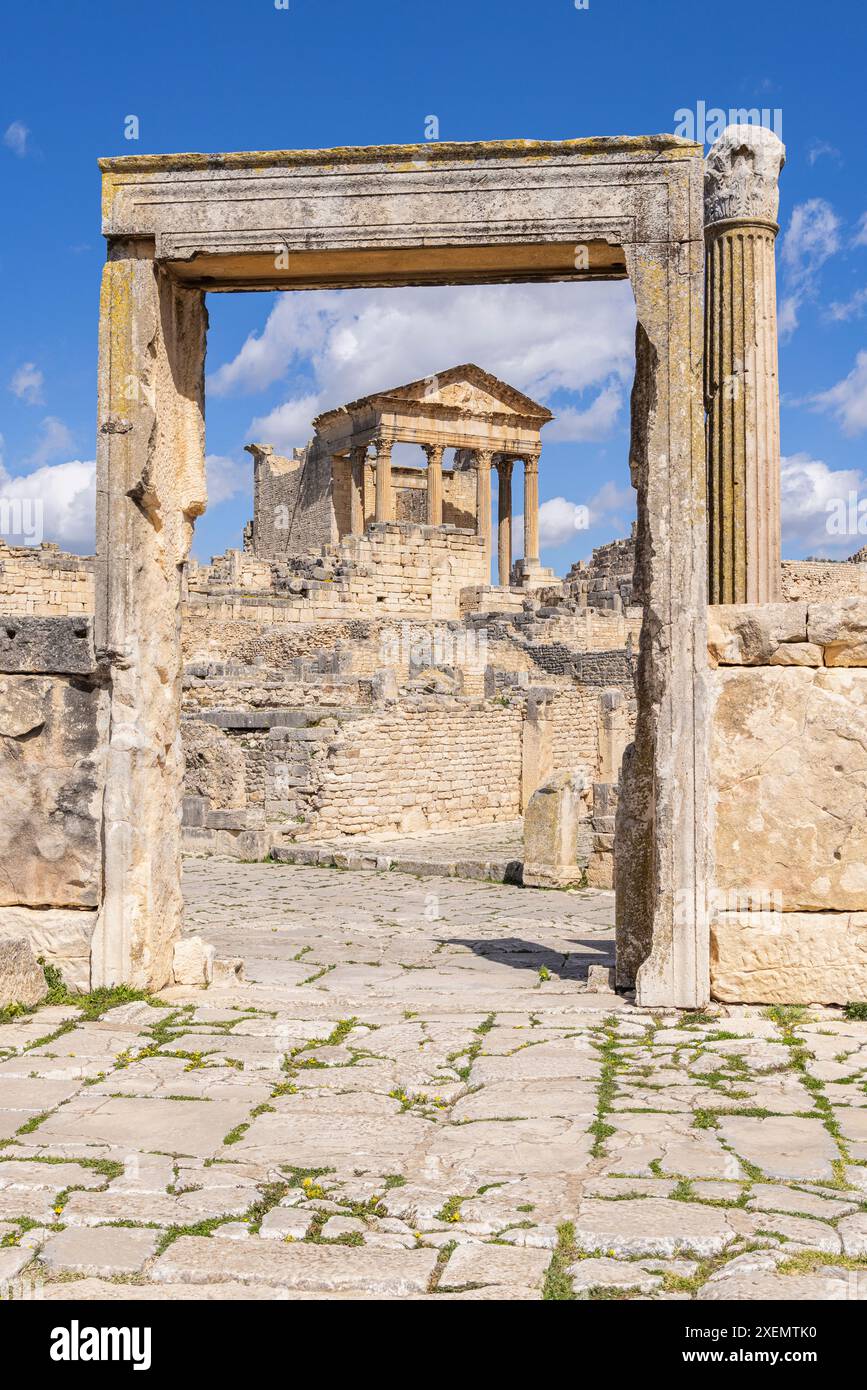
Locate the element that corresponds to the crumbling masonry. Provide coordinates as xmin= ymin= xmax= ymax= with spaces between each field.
xmin=2 ymin=126 xmax=866 ymax=1008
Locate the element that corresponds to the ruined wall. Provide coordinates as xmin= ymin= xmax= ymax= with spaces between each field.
xmin=0 ymin=616 xmax=106 ymax=990
xmin=311 ymin=700 xmax=524 ymax=836
xmin=0 ymin=542 xmax=94 ymax=616
xmin=564 ymin=526 xmax=637 ymax=611
xmin=180 ymin=674 xmax=609 ymax=851
xmin=781 ymin=558 xmax=867 ymax=602
xmin=186 ymin=524 xmax=488 ymax=625
xmin=386 ymin=466 xmax=477 ymax=531
xmin=709 ymin=599 xmax=867 ymax=1003
xmin=246 ymin=444 xmax=335 ymax=559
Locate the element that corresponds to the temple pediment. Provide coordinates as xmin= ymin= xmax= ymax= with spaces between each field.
xmin=381 ymin=365 xmax=552 ymax=421
xmin=318 ymin=364 xmax=553 ymax=427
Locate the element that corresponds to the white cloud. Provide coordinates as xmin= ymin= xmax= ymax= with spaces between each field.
xmin=811 ymin=350 xmax=867 ymax=436
xmin=779 ymin=199 xmax=841 ymax=338
xmin=854 ymin=213 xmax=867 ymax=248
xmin=247 ymin=394 xmax=324 ymax=452
xmin=546 ymin=382 xmax=624 ymax=443
xmin=3 ymin=121 xmax=29 ymax=157
xmin=587 ymin=480 xmax=634 ymax=529
xmin=205 ymin=453 xmax=249 ymax=507
xmin=0 ymin=459 xmax=95 ymax=551
xmin=827 ymin=288 xmax=867 ymax=322
xmin=807 ymin=140 xmax=841 ymax=167
xmin=778 ymin=295 xmax=800 ymax=339
xmin=22 ymin=416 xmax=75 ymax=468
xmin=513 ymin=481 xmax=635 ymax=555
xmin=781 ymin=451 xmax=866 ymax=554
xmin=9 ymin=362 xmax=44 ymax=405
xmin=209 ymin=282 xmax=637 ymax=451
xmin=537 ymin=498 xmax=591 ymax=548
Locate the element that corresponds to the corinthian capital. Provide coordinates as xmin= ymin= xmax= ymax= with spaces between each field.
xmin=704 ymin=124 xmax=786 ymax=227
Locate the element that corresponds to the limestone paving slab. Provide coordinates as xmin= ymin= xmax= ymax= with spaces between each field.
xmin=5 ymin=860 xmax=867 ymax=1300
xmin=40 ymin=1226 xmax=159 ymax=1277
xmin=441 ymin=1242 xmax=551 ymax=1288
xmin=154 ymin=1235 xmax=439 ymax=1294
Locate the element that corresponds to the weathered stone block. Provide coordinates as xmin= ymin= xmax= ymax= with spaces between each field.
xmin=523 ymin=768 xmax=592 ymax=889
xmin=707 ymin=603 xmax=807 ymax=666
xmin=0 ymin=936 xmax=47 ymax=1009
xmin=0 ymin=616 xmax=96 ymax=674
xmin=711 ymin=910 xmax=867 ymax=1004
xmin=173 ymin=936 xmax=215 ymax=985
xmin=768 ymin=641 xmax=823 ymax=666
xmin=0 ymin=675 xmax=107 ymax=908
xmin=808 ymin=598 xmax=867 ymax=666
xmin=713 ymin=667 xmax=867 ymax=910
xmin=0 ymin=907 xmax=94 ymax=992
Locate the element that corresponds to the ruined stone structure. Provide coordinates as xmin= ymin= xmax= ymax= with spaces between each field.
xmin=5 ymin=124 xmax=867 ymax=1014
xmin=246 ymin=365 xmax=553 ymax=590
xmin=0 ymin=542 xmax=94 ymax=616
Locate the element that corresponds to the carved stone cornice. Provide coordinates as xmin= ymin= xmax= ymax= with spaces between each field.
xmin=704 ymin=124 xmax=785 ymax=228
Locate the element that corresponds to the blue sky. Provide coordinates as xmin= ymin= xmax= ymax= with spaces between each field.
xmin=2 ymin=0 xmax=867 ymax=567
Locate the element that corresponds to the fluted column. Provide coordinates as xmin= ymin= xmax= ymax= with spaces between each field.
xmin=705 ymin=124 xmax=786 ymax=604
xmin=349 ymin=446 xmax=366 ymax=535
xmin=496 ymin=456 xmax=513 ymax=586
xmin=523 ymin=454 xmax=540 ymax=564
xmin=475 ymin=449 xmax=494 ymax=582
xmin=374 ymin=436 xmax=394 ymax=523
xmin=422 ymin=442 xmax=444 ymax=525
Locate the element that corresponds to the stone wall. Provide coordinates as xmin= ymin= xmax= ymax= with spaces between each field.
xmin=0 ymin=616 xmax=106 ymax=990
xmin=186 ymin=523 xmax=488 ymax=625
xmin=245 ymin=444 xmax=335 ymax=559
xmin=781 ymin=558 xmax=867 ymax=602
xmin=709 ymin=599 xmax=867 ymax=1003
xmin=564 ymin=526 xmax=637 ymax=611
xmin=180 ymin=675 xmax=614 ymax=851
xmin=0 ymin=542 xmax=94 ymax=616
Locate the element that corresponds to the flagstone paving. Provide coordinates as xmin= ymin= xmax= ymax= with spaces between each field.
xmin=2 ymin=859 xmax=867 ymax=1301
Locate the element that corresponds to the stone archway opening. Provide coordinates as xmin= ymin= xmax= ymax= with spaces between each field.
xmin=93 ymin=136 xmax=708 ymax=1006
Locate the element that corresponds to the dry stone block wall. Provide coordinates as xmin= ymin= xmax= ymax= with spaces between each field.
xmin=0 ymin=615 xmax=106 ymax=990
xmin=0 ymin=543 xmax=94 ymax=616
xmin=781 ymin=558 xmax=867 ymax=602
xmin=710 ymin=599 xmax=867 ymax=1003
xmin=186 ymin=524 xmax=488 ymax=625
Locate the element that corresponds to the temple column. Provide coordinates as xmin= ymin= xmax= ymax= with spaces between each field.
xmin=523 ymin=453 xmax=540 ymax=565
xmin=349 ymin=446 xmax=366 ymax=535
xmin=475 ymin=448 xmax=494 ymax=582
xmin=423 ymin=442 xmax=444 ymax=525
xmin=705 ymin=124 xmax=786 ymax=604
xmin=374 ymin=436 xmax=394 ymax=523
xmin=496 ymin=456 xmax=514 ymax=586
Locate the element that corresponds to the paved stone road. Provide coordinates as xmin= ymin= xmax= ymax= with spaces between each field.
xmin=2 ymin=860 xmax=867 ymax=1300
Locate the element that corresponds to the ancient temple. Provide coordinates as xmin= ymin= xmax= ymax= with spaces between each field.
xmin=244 ymin=364 xmax=553 ymax=587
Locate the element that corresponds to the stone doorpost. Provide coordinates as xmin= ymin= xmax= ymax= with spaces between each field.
xmin=93 ymin=243 xmax=207 ymax=990
xmin=705 ymin=124 xmax=786 ymax=604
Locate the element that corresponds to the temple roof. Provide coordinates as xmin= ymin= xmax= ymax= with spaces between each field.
xmin=313 ymin=364 xmax=553 ymax=430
